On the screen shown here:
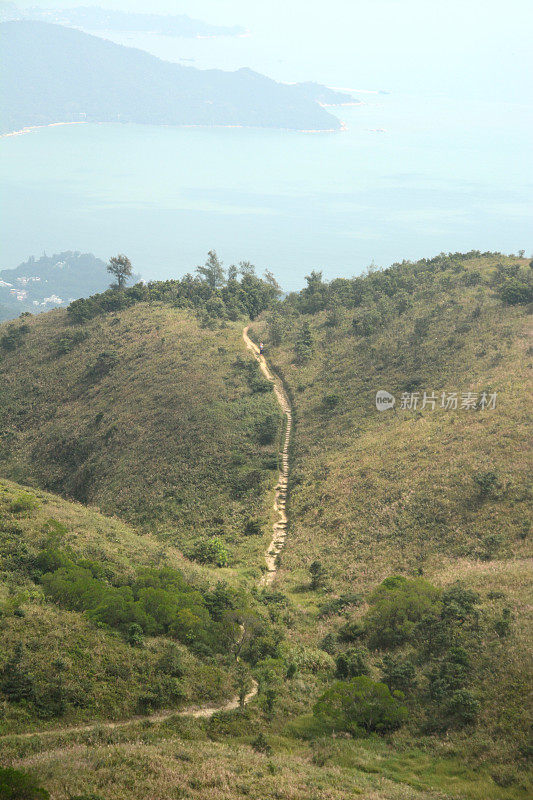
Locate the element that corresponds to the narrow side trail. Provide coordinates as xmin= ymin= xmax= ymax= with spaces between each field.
xmin=1 ymin=327 xmax=288 ymax=744
xmin=243 ymin=325 xmax=292 ymax=587
xmin=1 ymin=684 xmax=258 ymax=742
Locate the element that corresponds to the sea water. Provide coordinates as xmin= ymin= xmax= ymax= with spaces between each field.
xmin=1 ymin=11 xmax=532 ymax=290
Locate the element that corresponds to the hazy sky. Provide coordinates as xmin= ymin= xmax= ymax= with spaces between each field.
xmin=24 ymin=1 xmax=533 ymax=101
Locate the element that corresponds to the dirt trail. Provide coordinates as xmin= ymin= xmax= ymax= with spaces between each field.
xmin=243 ymin=325 xmax=292 ymax=587
xmin=1 ymin=328 xmax=288 ymax=743
xmin=0 ymin=684 xmax=258 ymax=742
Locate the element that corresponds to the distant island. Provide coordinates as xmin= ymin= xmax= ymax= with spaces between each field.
xmin=0 ymin=251 xmax=110 ymax=321
xmin=0 ymin=21 xmax=356 ymax=135
xmin=13 ymin=4 xmax=248 ymax=38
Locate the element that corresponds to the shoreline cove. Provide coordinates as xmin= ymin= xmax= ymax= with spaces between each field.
xmin=1 ymin=119 xmax=346 ymax=139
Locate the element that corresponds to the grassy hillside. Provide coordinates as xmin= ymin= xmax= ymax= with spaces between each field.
xmin=0 ymin=251 xmax=530 ymax=800
xmin=253 ymin=252 xmax=531 ymax=588
xmin=2 ymin=479 xmax=520 ymax=800
xmin=0 ymin=303 xmax=281 ymax=575
xmin=0 ymin=478 xmax=249 ymax=734
xmin=248 ymin=252 xmax=532 ymax=782
xmin=3 ymin=723 xmax=523 ymax=800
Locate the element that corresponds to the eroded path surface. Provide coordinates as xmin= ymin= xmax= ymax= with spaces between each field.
xmin=0 ymin=684 xmax=258 ymax=741
xmin=243 ymin=326 xmax=292 ymax=587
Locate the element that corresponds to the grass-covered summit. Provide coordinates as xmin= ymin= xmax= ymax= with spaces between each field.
xmin=0 ymin=301 xmax=283 ymax=577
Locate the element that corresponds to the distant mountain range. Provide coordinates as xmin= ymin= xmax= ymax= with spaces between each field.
xmin=0 ymin=3 xmax=247 ymax=38
xmin=0 ymin=21 xmax=355 ymax=134
xmin=0 ymin=251 xmax=110 ymax=320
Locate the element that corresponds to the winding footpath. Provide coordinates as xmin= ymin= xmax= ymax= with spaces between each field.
xmin=243 ymin=326 xmax=292 ymax=586
xmin=0 ymin=327 xmax=290 ymax=743
xmin=1 ymin=685 xmax=258 ymax=742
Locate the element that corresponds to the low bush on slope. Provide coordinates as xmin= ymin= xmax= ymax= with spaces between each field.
xmin=0 ymin=479 xmax=280 ymax=731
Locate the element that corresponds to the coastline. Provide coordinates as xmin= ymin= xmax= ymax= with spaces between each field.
xmin=319 ymin=101 xmax=363 ymax=108
xmin=1 ymin=119 xmax=346 ymax=139
xmin=0 ymin=121 xmax=89 ymax=139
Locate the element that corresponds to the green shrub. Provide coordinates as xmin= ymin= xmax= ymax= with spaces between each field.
xmin=462 ymin=270 xmax=482 ymax=286
xmin=256 ymin=414 xmax=279 ymax=445
xmin=0 ymin=767 xmax=49 ymax=800
xmin=494 ymin=607 xmax=512 ymax=637
xmin=0 ymin=323 xmax=30 ymax=352
xmin=156 ymin=643 xmax=184 ymax=677
xmin=428 ymin=648 xmax=471 ymax=703
xmin=40 ymin=555 xmax=232 ymax=653
xmin=444 ymin=688 xmax=480 ymax=727
xmin=496 ymin=276 xmax=533 ymax=305
xmin=335 ymin=647 xmax=370 ymax=679
xmin=252 ymin=732 xmax=272 ymax=755
xmin=480 ymin=533 xmax=505 ymax=561
xmin=473 ymin=470 xmax=499 ymax=499
xmin=318 ymin=594 xmax=362 ymax=618
xmin=363 ymin=576 xmax=442 ymax=650
xmin=380 ymin=654 xmax=416 ymax=694
xmin=8 ymin=492 xmax=38 ymax=515
xmin=320 ymin=633 xmax=338 ymax=654
xmin=322 ymin=393 xmax=340 ymax=411
xmin=231 ymin=470 xmax=264 ymax=499
xmin=309 ymin=560 xmax=327 ymax=590
xmin=0 ymin=643 xmax=34 ymax=703
xmin=284 ymin=646 xmax=334 ymax=675
xmin=338 ymin=618 xmax=364 ymax=642
xmin=313 ymin=676 xmax=408 ymax=735
xmin=441 ymin=583 xmax=480 ymax=624
xmin=249 ymin=373 xmax=272 ymax=394
xmin=412 ymin=316 xmax=431 ymax=340
xmin=190 ymin=537 xmax=229 ymax=567
xmin=244 ymin=518 xmax=262 ymax=536
xmin=352 ymin=308 xmax=382 ymax=337
xmin=84 ymin=351 xmax=118 ymax=382
xmin=400 ymin=375 xmax=424 ymax=392
xmin=295 ymin=321 xmax=313 ymax=363
xmin=52 ymin=330 xmax=89 ymax=356
xmin=208 ymin=708 xmax=252 ymax=739
xmin=127 ymin=622 xmax=144 ymax=647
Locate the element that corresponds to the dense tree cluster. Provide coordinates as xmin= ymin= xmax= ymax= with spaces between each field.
xmin=68 ymin=251 xmax=281 ymax=324
xmin=284 ymin=252 xmax=531 ymax=318
xmin=259 ymin=253 xmax=531 ymax=365
xmin=34 ymin=548 xmax=243 ymax=655
xmin=316 ymin=575 xmax=486 ymax=736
